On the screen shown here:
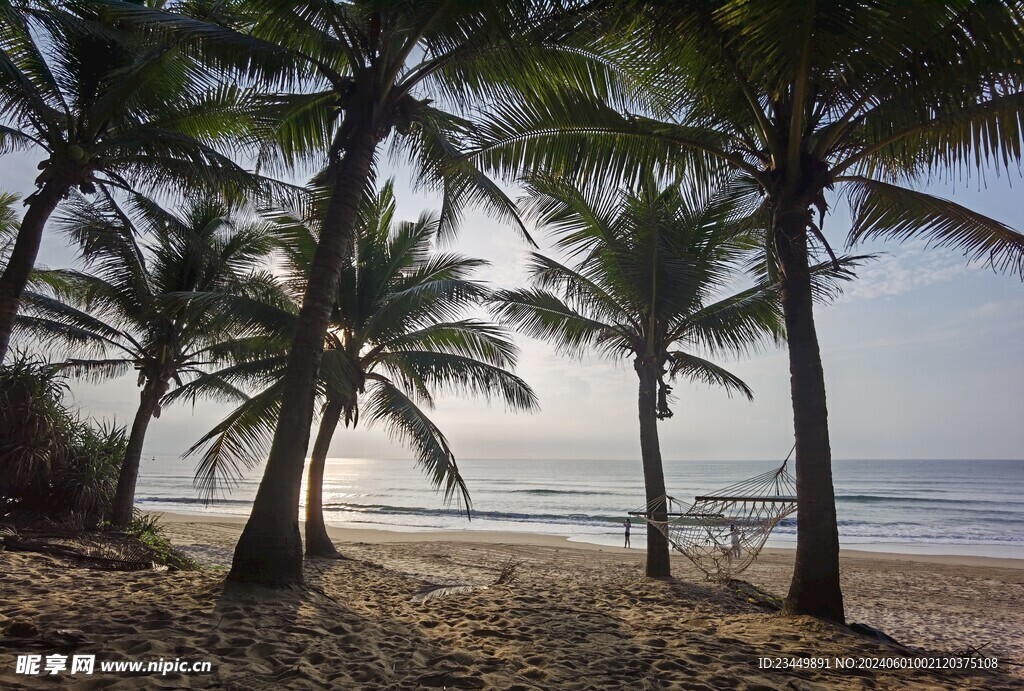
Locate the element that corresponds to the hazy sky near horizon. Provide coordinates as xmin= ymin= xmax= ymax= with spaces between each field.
xmin=3 ymin=149 xmax=1023 ymax=466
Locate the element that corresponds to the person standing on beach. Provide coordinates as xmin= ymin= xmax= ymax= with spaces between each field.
xmin=730 ymin=524 xmax=741 ymax=558
xmin=624 ymin=519 xmax=631 ymax=548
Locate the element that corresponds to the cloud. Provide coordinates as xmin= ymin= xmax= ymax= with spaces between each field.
xmin=841 ymin=241 xmax=972 ymax=301
xmin=969 ymin=301 xmax=1005 ymax=318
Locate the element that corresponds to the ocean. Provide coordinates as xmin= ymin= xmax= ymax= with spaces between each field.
xmin=136 ymin=457 xmax=1024 ymax=559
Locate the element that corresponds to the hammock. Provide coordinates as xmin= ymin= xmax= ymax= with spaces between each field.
xmin=629 ymin=449 xmax=797 ymax=580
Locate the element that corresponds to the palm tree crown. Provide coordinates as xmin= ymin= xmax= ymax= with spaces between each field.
xmin=177 ymin=182 xmax=537 ymax=555
xmin=0 ymin=0 xmax=264 ymax=361
xmin=17 ymin=192 xmax=282 ymax=525
xmin=495 ymin=176 xmax=786 ymax=406
xmin=491 ymin=175 xmax=786 ymax=576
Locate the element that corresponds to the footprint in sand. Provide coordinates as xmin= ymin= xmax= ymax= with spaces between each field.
xmin=519 ymin=667 xmax=547 ymax=681
xmin=125 ymin=639 xmax=153 ymax=654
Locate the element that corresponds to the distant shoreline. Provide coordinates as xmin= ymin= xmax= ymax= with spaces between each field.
xmin=137 ymin=457 xmax=1024 ymax=562
xmin=154 ymin=510 xmax=1024 ymax=569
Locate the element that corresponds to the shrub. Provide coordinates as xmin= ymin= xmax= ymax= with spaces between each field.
xmin=0 ymin=353 xmax=127 ymax=528
xmin=129 ymin=512 xmax=198 ymax=570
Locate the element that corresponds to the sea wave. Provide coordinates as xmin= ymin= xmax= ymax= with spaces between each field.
xmin=138 ymin=496 xmax=252 ymax=506
xmin=837 ymin=494 xmax=1024 ymax=505
xmin=510 ymin=489 xmax=611 ymax=496
xmin=321 ymin=501 xmax=625 ymax=526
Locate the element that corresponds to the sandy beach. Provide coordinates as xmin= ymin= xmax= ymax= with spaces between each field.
xmin=2 ymin=512 xmax=1022 ymax=689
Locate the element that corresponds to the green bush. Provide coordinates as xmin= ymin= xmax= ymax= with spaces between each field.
xmin=129 ymin=512 xmax=198 ymax=570
xmin=0 ymin=353 xmax=127 ymax=528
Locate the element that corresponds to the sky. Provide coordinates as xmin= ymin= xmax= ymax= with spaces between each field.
xmin=2 ymin=147 xmax=1023 ymax=466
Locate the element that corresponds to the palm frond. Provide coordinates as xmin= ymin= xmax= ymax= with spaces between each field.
xmin=667 ymin=352 xmax=753 ymax=401
xmin=378 ymin=350 xmax=538 ymax=412
xmin=362 ymin=378 xmax=471 ymax=516
xmin=59 ymin=357 xmax=135 ymax=384
xmin=674 ymin=283 xmax=785 ymax=358
xmin=15 ymin=288 xmax=132 ymax=355
xmin=843 ymin=176 xmax=1024 ymax=278
xmin=401 ymin=105 xmax=529 ymax=243
xmin=383 ymin=320 xmax=519 ymax=368
xmin=186 ymin=382 xmax=285 ymax=502
xmin=165 ymin=354 xmax=287 ymax=407
xmin=470 ymin=86 xmax=736 ymax=191
xmin=489 ymin=287 xmax=623 ymax=358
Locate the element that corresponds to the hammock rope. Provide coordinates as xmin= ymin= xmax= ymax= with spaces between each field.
xmin=629 ymin=448 xmax=797 ymax=580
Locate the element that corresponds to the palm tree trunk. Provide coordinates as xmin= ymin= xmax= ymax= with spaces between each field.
xmin=305 ymin=395 xmax=345 ymax=558
xmin=0 ymin=178 xmax=71 ymax=362
xmin=635 ymin=357 xmax=671 ymax=578
xmin=775 ymin=209 xmax=845 ymax=622
xmin=111 ymin=380 xmax=163 ymax=528
xmin=228 ymin=131 xmax=379 ymax=586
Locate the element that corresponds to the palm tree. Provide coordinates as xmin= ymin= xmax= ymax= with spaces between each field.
xmin=15 ymin=192 xmax=282 ymax=527
xmin=0 ymin=0 xmax=263 ymax=361
xmin=473 ymin=0 xmax=1024 ymax=620
xmin=105 ymin=0 xmax=624 ymax=584
xmin=490 ymin=175 xmax=786 ymax=577
xmin=173 ymin=182 xmax=537 ymax=558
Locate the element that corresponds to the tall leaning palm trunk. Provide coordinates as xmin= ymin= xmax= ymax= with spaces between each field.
xmin=231 ymin=134 xmax=378 ymax=582
xmin=190 ymin=0 xmax=583 ymax=586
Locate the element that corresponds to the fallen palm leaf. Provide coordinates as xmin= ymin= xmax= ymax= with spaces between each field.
xmin=410 ymin=584 xmax=489 ymax=604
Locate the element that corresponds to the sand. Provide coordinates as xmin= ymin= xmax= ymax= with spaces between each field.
xmin=2 ymin=513 xmax=1021 ymax=689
